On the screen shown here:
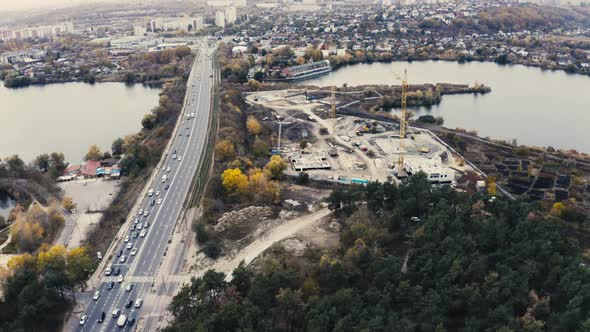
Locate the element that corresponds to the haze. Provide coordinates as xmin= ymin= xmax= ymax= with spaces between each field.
xmin=0 ymin=0 xmax=123 ymax=13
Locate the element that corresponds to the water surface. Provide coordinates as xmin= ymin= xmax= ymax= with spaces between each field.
xmin=0 ymin=82 xmax=160 ymax=162
xmin=302 ymin=61 xmax=590 ymax=153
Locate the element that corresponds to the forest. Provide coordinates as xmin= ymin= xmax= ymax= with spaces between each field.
xmin=165 ymin=174 xmax=590 ymax=332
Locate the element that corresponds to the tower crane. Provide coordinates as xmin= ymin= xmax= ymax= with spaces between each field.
xmin=330 ymin=86 xmax=336 ymax=118
xmin=393 ymin=69 xmax=408 ymax=177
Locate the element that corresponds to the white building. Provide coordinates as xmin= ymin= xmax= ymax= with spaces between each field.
xmin=225 ymin=6 xmax=237 ymax=25
xmin=133 ymin=25 xmax=146 ymax=36
xmin=215 ymin=11 xmax=226 ymax=28
xmin=0 ymin=21 xmax=74 ymax=41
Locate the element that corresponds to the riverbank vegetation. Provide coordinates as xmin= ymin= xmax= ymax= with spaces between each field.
xmin=166 ymin=175 xmax=590 ymax=331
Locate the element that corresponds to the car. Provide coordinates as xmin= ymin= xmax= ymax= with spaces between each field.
xmin=134 ymin=218 xmax=140 ymax=224
xmin=179 ymin=132 xmax=183 ymax=136
xmin=138 ymin=209 xmax=143 ymax=216
xmin=130 ymin=224 xmax=136 ymax=231
xmin=178 ymin=156 xmax=183 ymax=161
xmin=120 ymin=255 xmax=126 ymax=263
xmin=166 ymin=167 xmax=171 ymax=173
xmin=157 ymin=198 xmax=163 ymax=204
xmin=137 ymin=223 xmax=143 ymax=230
xmin=117 ymin=250 xmax=122 ymax=257
xmin=150 ymin=200 xmax=155 ymax=206
xmin=134 ymin=298 xmax=143 ymax=308
xmin=172 ymin=154 xmax=177 ymax=160
xmin=148 ymin=189 xmax=154 ymax=197
xmin=107 ymin=281 xmax=115 ymax=290
xmin=117 ymin=275 xmax=124 ymax=283
xmin=114 ymin=267 xmax=120 ymax=276
xmin=127 ymin=316 xmax=136 ymax=326
xmin=130 ymin=247 xmax=138 ymax=256
xmin=143 ymin=211 xmax=149 ymax=217
xmin=112 ymin=309 xmax=120 ymax=318
xmin=93 ymin=291 xmax=100 ymax=300
xmin=124 ymin=235 xmax=129 ymax=243
xmin=97 ymin=311 xmax=105 ymax=323
xmin=164 ymin=184 xmax=170 ymax=190
xmin=125 ymin=283 xmax=134 ymax=292
xmin=182 ymin=121 xmax=185 ymax=124
xmin=79 ymin=315 xmax=88 ymax=325
xmin=125 ymin=300 xmax=133 ymax=309
xmin=140 ymin=229 xmax=147 ymax=238
xmin=186 ymin=127 xmax=190 ymax=130
xmin=126 ymin=242 xmax=133 ymax=250
xmin=186 ymin=133 xmax=190 ymax=137
xmin=105 ymin=266 xmax=112 ymax=276
xmin=132 ymin=232 xmax=139 ymax=239
xmin=156 ymin=189 xmax=161 ymax=195
xmin=144 ymin=222 xmax=150 ymax=228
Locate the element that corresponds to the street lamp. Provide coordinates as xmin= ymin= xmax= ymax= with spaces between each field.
xmin=275 ymin=113 xmax=299 ymax=153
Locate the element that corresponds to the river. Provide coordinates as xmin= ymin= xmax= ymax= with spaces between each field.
xmin=301 ymin=61 xmax=590 ymax=153
xmin=0 ymin=82 xmax=160 ymax=162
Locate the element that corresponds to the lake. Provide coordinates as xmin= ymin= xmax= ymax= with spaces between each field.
xmin=302 ymin=61 xmax=590 ymax=153
xmin=0 ymin=82 xmax=160 ymax=162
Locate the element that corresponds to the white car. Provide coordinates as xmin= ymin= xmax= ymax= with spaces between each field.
xmin=172 ymin=154 xmax=177 ymax=160
xmin=130 ymin=247 xmax=138 ymax=256
xmin=137 ymin=223 xmax=143 ymax=230
xmin=134 ymin=218 xmax=139 ymax=224
xmin=138 ymin=209 xmax=143 ymax=216
xmin=156 ymin=190 xmax=161 ymax=196
xmin=166 ymin=167 xmax=171 ymax=172
xmin=126 ymin=242 xmax=133 ymax=250
xmin=120 ymin=255 xmax=126 ymax=263
xmin=144 ymin=222 xmax=150 ymax=228
xmin=117 ymin=275 xmax=124 ymax=283
xmin=124 ymin=235 xmax=129 ymax=243
xmin=79 ymin=315 xmax=88 ymax=325
xmin=105 ymin=266 xmax=112 ymax=276
xmin=157 ymin=198 xmax=163 ymax=204
xmin=125 ymin=283 xmax=134 ymax=292
xmin=134 ymin=298 xmax=143 ymax=308
xmin=178 ymin=156 xmax=182 ymax=161
xmin=140 ymin=229 xmax=147 ymax=238
xmin=143 ymin=211 xmax=149 ymax=217
xmin=93 ymin=291 xmax=100 ymax=300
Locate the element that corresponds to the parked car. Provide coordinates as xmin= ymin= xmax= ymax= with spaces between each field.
xmin=79 ymin=315 xmax=88 ymax=326
xmin=93 ymin=291 xmax=100 ymax=300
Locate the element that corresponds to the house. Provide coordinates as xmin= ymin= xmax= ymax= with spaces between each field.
xmin=80 ymin=160 xmax=101 ymax=178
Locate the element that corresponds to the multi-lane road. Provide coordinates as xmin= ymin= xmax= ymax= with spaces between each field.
xmin=72 ymin=42 xmax=215 ymax=332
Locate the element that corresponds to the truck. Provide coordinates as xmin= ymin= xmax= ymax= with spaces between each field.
xmin=117 ymin=315 xmax=127 ymax=327
xmin=162 ymin=174 xmax=168 ymax=183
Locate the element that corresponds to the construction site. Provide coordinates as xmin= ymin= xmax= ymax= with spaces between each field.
xmin=246 ymin=74 xmax=471 ymax=186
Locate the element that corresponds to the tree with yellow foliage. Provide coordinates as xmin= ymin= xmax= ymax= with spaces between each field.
xmin=221 ymin=168 xmax=249 ymax=194
xmin=246 ymin=116 xmax=262 ymax=136
xmin=66 ymin=246 xmax=94 ymax=288
xmin=265 ymin=155 xmax=288 ymax=179
xmin=550 ymin=202 xmax=565 ymax=217
xmin=85 ymin=144 xmax=102 ymax=161
xmin=63 ymin=196 xmax=76 ymax=212
xmin=247 ymin=168 xmax=281 ymax=203
xmin=215 ymin=139 xmax=236 ymax=161
xmin=295 ymin=56 xmax=306 ymax=65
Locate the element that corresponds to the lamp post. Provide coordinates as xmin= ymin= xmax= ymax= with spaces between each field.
xmin=276 ymin=113 xmax=298 ymax=153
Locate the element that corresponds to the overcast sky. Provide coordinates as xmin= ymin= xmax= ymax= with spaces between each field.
xmin=0 ymin=0 xmax=115 ymax=13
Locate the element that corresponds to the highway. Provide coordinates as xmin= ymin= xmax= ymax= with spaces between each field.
xmin=72 ymin=41 xmax=215 ymax=332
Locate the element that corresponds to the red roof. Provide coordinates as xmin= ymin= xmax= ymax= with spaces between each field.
xmin=80 ymin=160 xmax=100 ymax=177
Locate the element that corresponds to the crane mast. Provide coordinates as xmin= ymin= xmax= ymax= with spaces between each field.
xmin=330 ymin=86 xmax=336 ymax=118
xmin=398 ymin=69 xmax=408 ymax=170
